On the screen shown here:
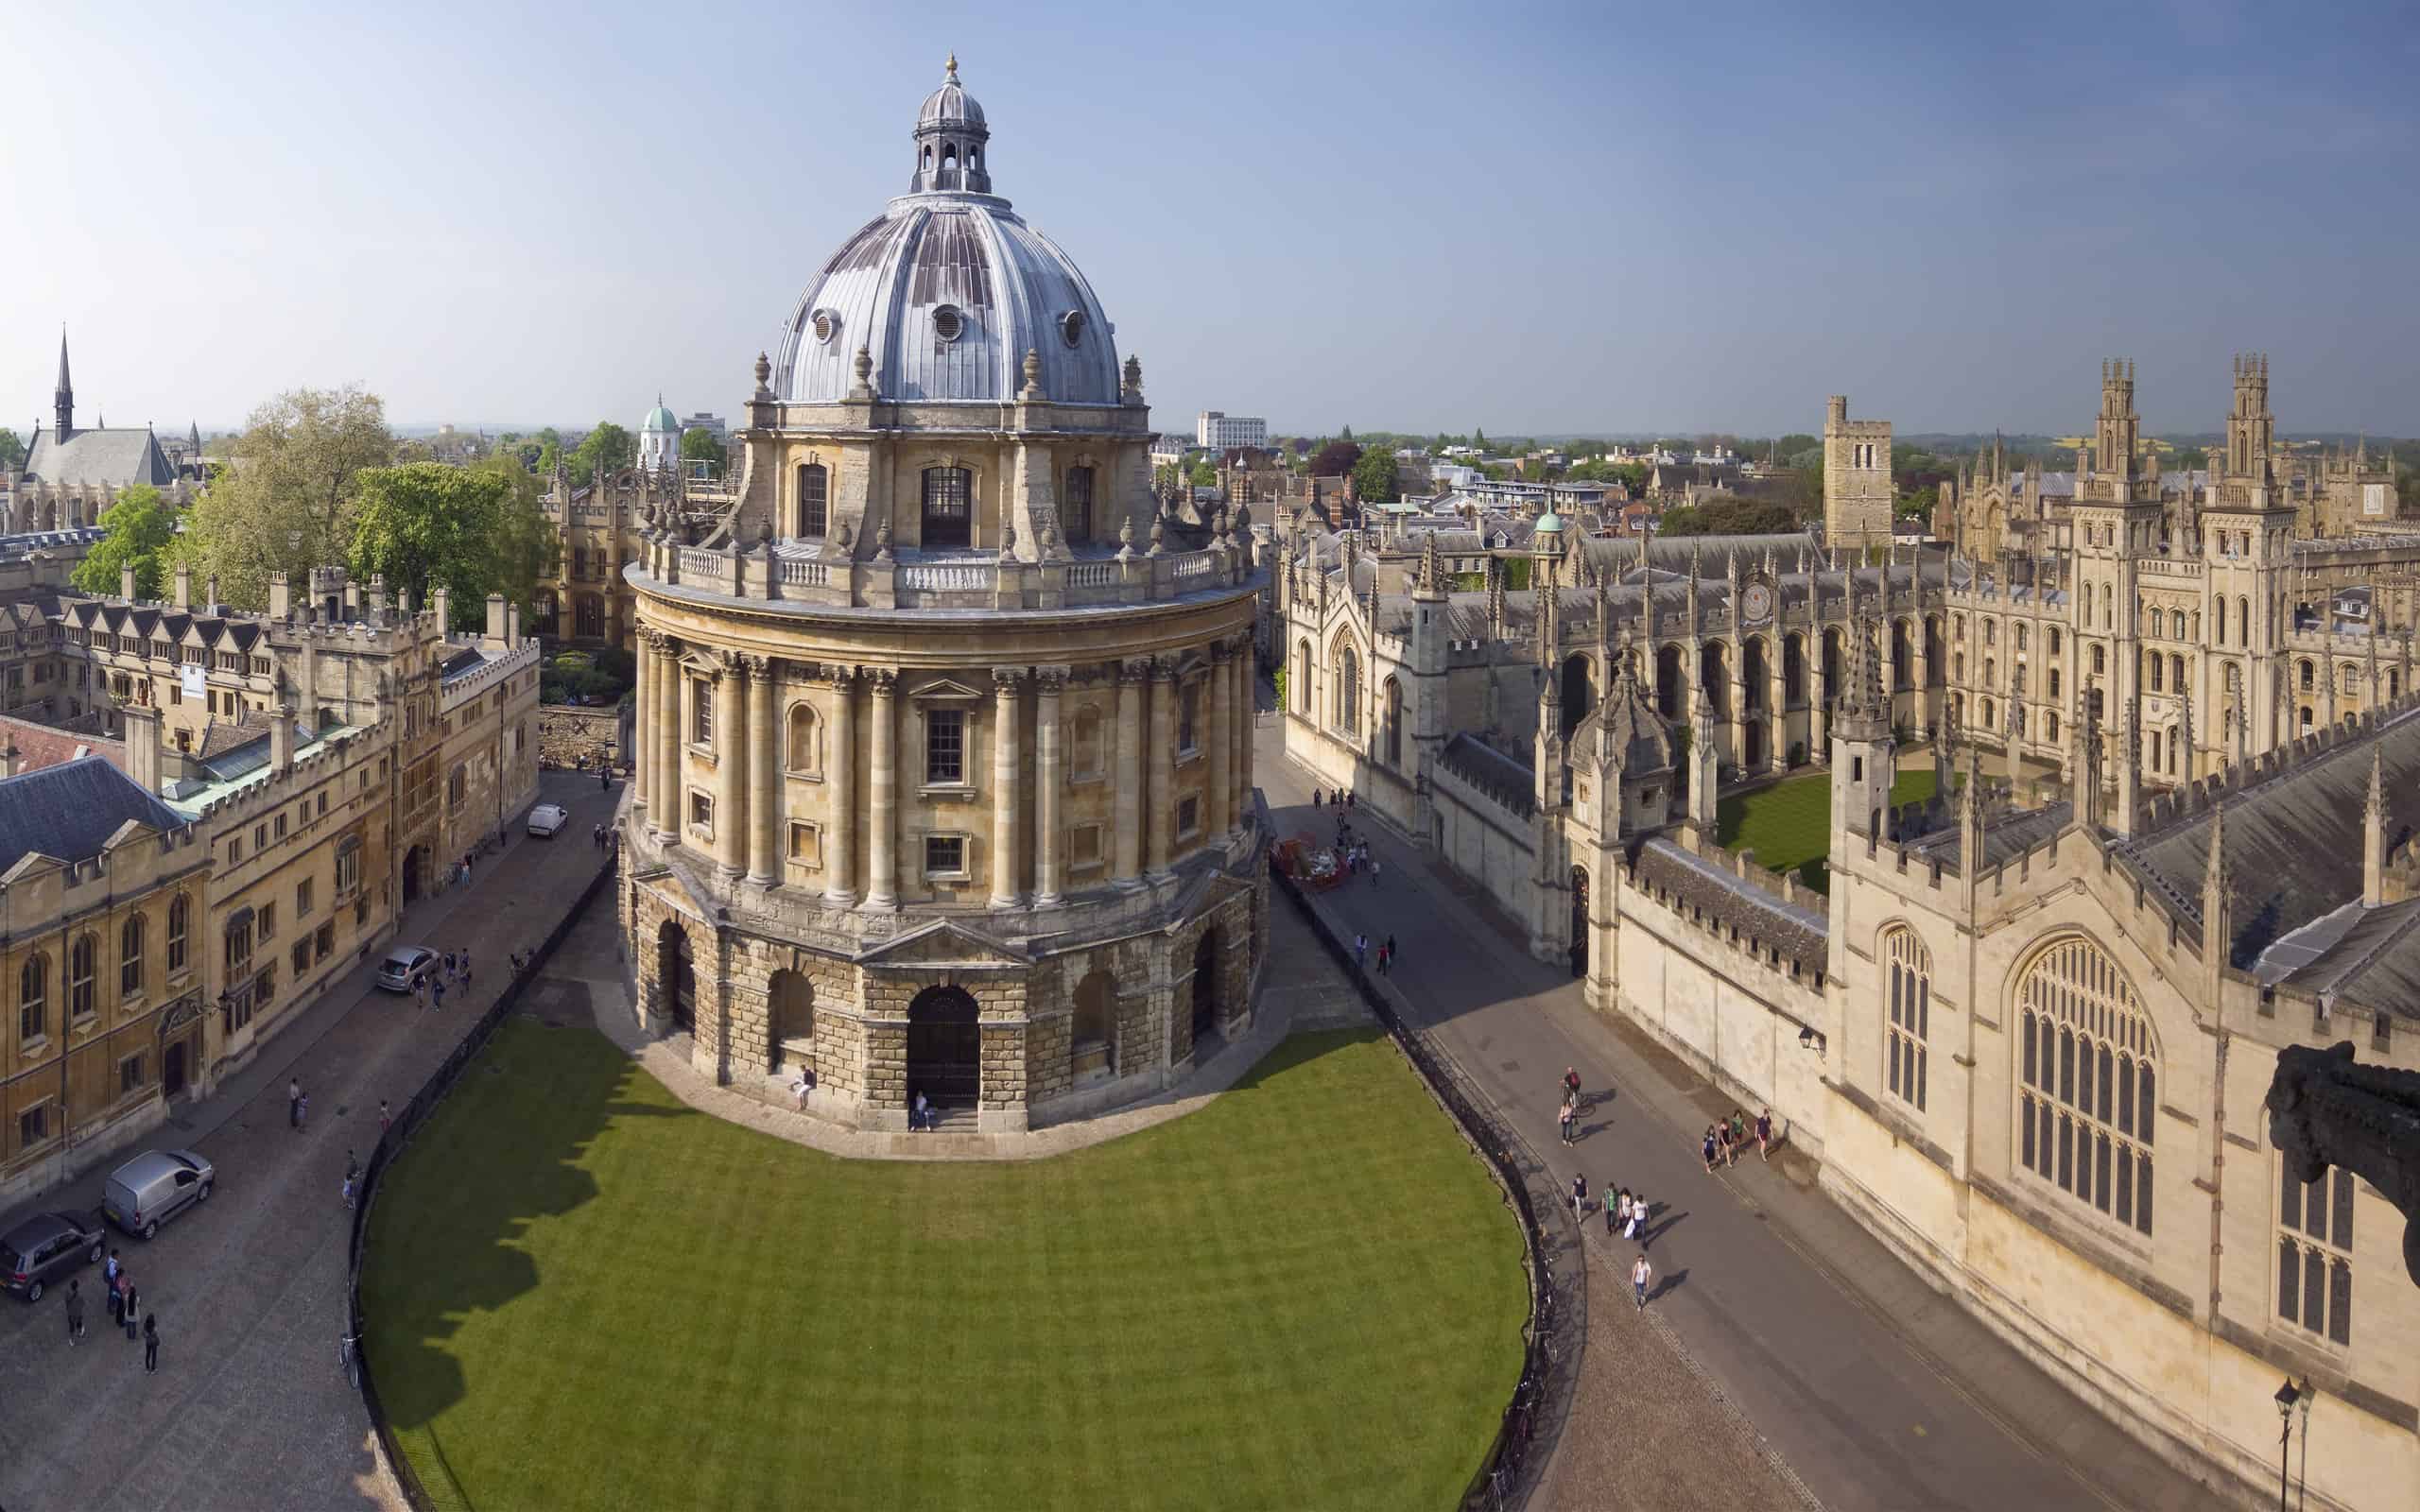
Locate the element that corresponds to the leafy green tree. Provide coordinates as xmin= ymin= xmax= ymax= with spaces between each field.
xmin=679 ymin=427 xmax=723 ymax=475
xmin=1308 ymin=440 xmax=1361 ymax=477
xmin=567 ymin=421 xmax=635 ymax=487
xmin=349 ymin=461 xmax=546 ymax=631
xmin=1188 ymin=460 xmax=1219 ymax=489
xmin=1352 ymin=446 xmax=1398 ymax=504
xmin=0 ymin=428 xmax=24 ymax=472
xmin=471 ymin=454 xmax=561 ymax=618
xmin=176 ymin=385 xmax=394 ymax=610
xmin=72 ymin=485 xmax=178 ymax=600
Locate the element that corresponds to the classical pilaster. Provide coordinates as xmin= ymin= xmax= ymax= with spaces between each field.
xmin=866 ymin=668 xmax=898 ymax=909
xmin=631 ymin=623 xmax=650 ymax=818
xmin=1033 ymin=669 xmax=1065 ymax=906
xmin=1206 ymin=642 xmax=1232 ymax=839
xmin=1114 ymin=659 xmax=1146 ymax=887
xmin=653 ymin=631 xmax=681 ymax=839
xmin=824 ymin=665 xmax=858 ymax=906
xmin=713 ymin=651 xmax=748 ymax=880
xmin=1236 ymin=642 xmax=1255 ymax=827
xmin=746 ymin=654 xmax=779 ymax=887
xmin=990 ymin=667 xmax=1024 ymax=909
xmin=1148 ymin=657 xmax=1176 ymax=879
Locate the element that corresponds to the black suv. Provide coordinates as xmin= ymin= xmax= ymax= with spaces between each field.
xmin=0 ymin=1211 xmax=106 ymax=1303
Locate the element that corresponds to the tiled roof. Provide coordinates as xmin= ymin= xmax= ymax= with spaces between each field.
xmin=0 ymin=714 xmax=126 ymax=775
xmin=0 ymin=755 xmax=187 ymax=873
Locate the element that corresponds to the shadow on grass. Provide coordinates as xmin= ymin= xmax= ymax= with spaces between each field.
xmin=362 ymin=1019 xmax=684 ymax=1447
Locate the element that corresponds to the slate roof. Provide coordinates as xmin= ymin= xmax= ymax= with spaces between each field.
xmin=1436 ymin=732 xmax=1536 ymax=818
xmin=1634 ymin=837 xmax=1829 ymax=973
xmin=2118 ymin=707 xmax=2420 ymax=1004
xmin=0 ymin=755 xmax=187 ymax=873
xmin=21 ymin=427 xmax=176 ymax=490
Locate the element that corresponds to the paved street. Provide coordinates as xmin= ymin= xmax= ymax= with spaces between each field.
xmin=0 ymin=771 xmax=621 ymax=1512
xmin=1255 ymin=706 xmax=2211 ymax=1512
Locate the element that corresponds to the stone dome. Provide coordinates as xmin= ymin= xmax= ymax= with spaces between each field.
xmin=772 ymin=60 xmax=1121 ymax=408
xmin=641 ymin=398 xmax=678 ymax=434
xmin=1587 ymin=657 xmax=1674 ymax=773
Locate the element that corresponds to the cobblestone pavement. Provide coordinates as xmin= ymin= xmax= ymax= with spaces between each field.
xmin=1257 ymin=703 xmax=2212 ymax=1512
xmin=0 ymin=772 xmax=621 ymax=1512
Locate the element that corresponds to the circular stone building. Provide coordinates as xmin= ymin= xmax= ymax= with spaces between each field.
xmin=620 ymin=60 xmax=1266 ymax=1131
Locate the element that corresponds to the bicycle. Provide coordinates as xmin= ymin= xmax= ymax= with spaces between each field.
xmin=340 ymin=1332 xmax=361 ymax=1391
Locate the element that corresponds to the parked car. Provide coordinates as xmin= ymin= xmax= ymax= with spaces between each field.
xmin=102 ymin=1149 xmax=216 ymax=1240
xmin=527 ymin=802 xmax=570 ymax=837
xmin=0 ymin=1211 xmax=105 ymax=1301
xmin=376 ymin=946 xmax=441 ymax=993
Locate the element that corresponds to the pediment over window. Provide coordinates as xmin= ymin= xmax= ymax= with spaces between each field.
xmin=859 ymin=917 xmax=1030 ymax=967
xmin=908 ymin=677 xmax=985 ymax=702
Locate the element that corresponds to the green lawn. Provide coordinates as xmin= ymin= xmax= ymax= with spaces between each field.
xmin=362 ymin=1022 xmax=1527 ymax=1512
xmin=1716 ymin=767 xmax=1943 ymax=892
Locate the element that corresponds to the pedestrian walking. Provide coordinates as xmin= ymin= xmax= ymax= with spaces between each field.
xmin=108 ymin=1270 xmax=124 ymax=1328
xmin=598 ymin=766 xmax=611 ymax=791
xmin=1385 ymin=934 xmax=1398 ymax=965
xmin=1756 ymin=1108 xmax=1774 ymax=1161
xmin=1717 ymin=1120 xmax=1733 ymax=1166
xmin=1605 ymin=1185 xmax=1621 ymax=1236
xmin=288 ymin=1077 xmax=302 ymax=1130
xmin=1702 ymin=1125 xmax=1719 ymax=1173
xmin=1312 ymin=789 xmax=1323 ymax=808
xmin=432 ymin=978 xmax=445 ymax=1011
xmin=1370 ymin=859 xmax=1381 ymax=886
xmin=1570 ymin=1173 xmax=1589 ymax=1227
xmin=1627 ymin=1192 xmax=1648 ymax=1243
xmin=461 ymin=951 xmax=473 ymax=989
xmin=341 ymin=1173 xmax=355 ymax=1211
xmin=143 ymin=1314 xmax=159 ymax=1374
xmin=66 ymin=1280 xmax=84 ymax=1344
xmin=297 ymin=1092 xmax=309 ymax=1131
xmin=379 ymin=1100 xmax=391 ymax=1137
xmin=1558 ymin=1096 xmax=1576 ymax=1146
xmin=1632 ymin=1252 xmax=1653 ymax=1311
xmin=1353 ymin=934 xmax=1368 ymax=972
xmin=1730 ymin=1110 xmax=1749 ymax=1164
xmin=413 ymin=974 xmax=427 ymax=1010
xmin=121 ymin=1280 xmax=140 ymax=1341
xmin=1375 ymin=942 xmax=1390 ymax=976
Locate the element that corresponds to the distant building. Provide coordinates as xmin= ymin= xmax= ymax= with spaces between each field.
xmin=637 ymin=396 xmax=681 ymax=472
xmin=680 ymin=411 xmax=727 ymax=446
xmin=1196 ymin=410 xmax=1267 ymax=451
xmin=10 ymin=333 xmax=195 ymax=531
xmin=1150 ymin=435 xmax=1196 ymax=469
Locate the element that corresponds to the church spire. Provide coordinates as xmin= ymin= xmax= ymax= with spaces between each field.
xmin=54 ymin=327 xmax=73 ymax=438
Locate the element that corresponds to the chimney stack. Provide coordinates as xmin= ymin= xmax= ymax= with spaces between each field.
xmin=431 ymin=585 xmax=450 ymax=630
xmin=269 ymin=704 xmax=295 ymax=777
xmin=205 ymin=575 xmax=220 ymax=613
xmin=121 ymin=564 xmax=137 ymax=601
xmin=485 ymin=593 xmax=507 ymax=647
xmin=506 ymin=601 xmax=521 ymax=647
xmin=123 ymin=702 xmax=163 ymax=794
xmin=174 ymin=563 xmax=192 ymax=610
xmin=0 ymin=744 xmax=20 ymax=779
xmin=268 ymin=573 xmax=291 ymax=621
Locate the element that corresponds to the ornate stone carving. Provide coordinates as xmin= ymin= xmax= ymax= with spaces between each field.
xmin=2268 ymin=1042 xmax=2420 ymax=1285
xmin=824 ymin=663 xmax=857 ymax=690
xmin=993 ymin=666 xmax=1025 ymax=693
xmin=1033 ymin=668 xmax=1066 ymax=696
xmin=1117 ymin=658 xmax=1151 ymax=686
xmin=863 ymin=667 xmax=898 ymax=694
xmin=743 ymin=653 xmax=774 ymax=680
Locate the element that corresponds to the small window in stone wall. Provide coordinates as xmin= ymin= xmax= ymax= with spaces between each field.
xmin=925 ymin=833 xmax=967 ymax=878
xmin=689 ymin=790 xmax=714 ymax=835
xmin=788 ymin=821 xmax=822 ymax=868
xmin=1070 ymin=824 xmax=1103 ymax=870
xmin=1178 ymin=796 xmax=1200 ymax=837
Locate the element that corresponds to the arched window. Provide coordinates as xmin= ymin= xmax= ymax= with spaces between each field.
xmin=1333 ymin=644 xmax=1360 ymax=735
xmin=1293 ymin=641 xmax=1312 ymax=714
xmin=2170 ymin=610 xmax=2186 ymax=640
xmin=2048 ymin=627 xmax=2062 ymax=657
xmin=2214 ymin=597 xmax=2227 ymax=644
xmin=69 ymin=933 xmax=96 ymax=1019
xmin=2299 ymin=660 xmax=2315 ymax=691
xmin=2277 ymin=1162 xmax=2355 ymax=1347
xmin=18 ymin=954 xmax=45 ymax=1040
xmin=921 ymin=465 xmax=973 ymax=549
xmin=2238 ymin=596 xmax=2251 ymax=647
xmin=2342 ymin=664 xmax=2360 ymax=696
xmin=120 ymin=915 xmax=145 ymax=996
xmin=2017 ymin=936 xmax=2157 ymax=1237
xmin=167 ymin=895 xmax=189 ymax=972
xmin=2048 ymin=666 xmax=2062 ymax=698
xmin=1383 ymin=678 xmax=1403 ymax=766
xmin=786 ymin=703 xmax=821 ymax=774
xmin=2046 ymin=712 xmax=2060 ymax=743
xmin=2149 ymin=656 xmax=2163 ymax=692
xmin=2091 ymin=644 xmax=2106 ymax=676
xmin=795 ymin=462 xmax=828 ymax=539
xmin=1063 ymin=465 xmax=1095 ymax=543
xmin=769 ymin=970 xmax=815 ymax=1074
xmin=1884 ymin=927 xmax=1929 ymax=1111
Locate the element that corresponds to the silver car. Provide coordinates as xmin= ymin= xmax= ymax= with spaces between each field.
xmin=103 ymin=1149 xmax=216 ymax=1240
xmin=377 ymin=946 xmax=440 ymax=993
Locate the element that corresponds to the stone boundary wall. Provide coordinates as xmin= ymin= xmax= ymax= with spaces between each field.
xmin=536 ymin=707 xmax=621 ymax=771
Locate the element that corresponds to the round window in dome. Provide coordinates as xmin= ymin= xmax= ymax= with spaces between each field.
xmin=931 ymin=304 xmax=964 ymax=342
xmin=810 ymin=308 xmax=839 ymax=345
xmin=1059 ymin=309 xmax=1086 ymax=348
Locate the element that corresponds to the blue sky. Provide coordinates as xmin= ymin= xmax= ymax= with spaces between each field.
xmin=4 ymin=1 xmax=2415 ymax=439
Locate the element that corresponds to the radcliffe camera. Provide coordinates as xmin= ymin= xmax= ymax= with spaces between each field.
xmin=0 ymin=9 xmax=2414 ymax=1512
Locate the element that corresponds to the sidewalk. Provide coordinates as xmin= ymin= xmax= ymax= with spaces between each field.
xmin=0 ymin=772 xmax=623 ymax=1512
xmin=1261 ymin=721 xmax=2210 ymax=1512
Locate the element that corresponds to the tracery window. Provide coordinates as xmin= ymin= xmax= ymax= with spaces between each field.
xmin=2017 ymin=937 xmax=2156 ymax=1237
xmin=2276 ymin=1162 xmax=2353 ymax=1347
xmin=1884 ymin=927 xmax=1928 ymax=1111
xmin=1332 ymin=644 xmax=1359 ymax=736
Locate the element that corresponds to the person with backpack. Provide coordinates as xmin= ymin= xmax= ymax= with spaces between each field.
xmin=1569 ymin=1173 xmax=1589 ymax=1227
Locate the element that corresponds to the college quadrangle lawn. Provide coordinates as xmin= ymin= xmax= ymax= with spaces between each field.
xmin=362 ymin=1022 xmax=1527 ymax=1512
xmin=1715 ymin=767 xmax=1943 ymax=890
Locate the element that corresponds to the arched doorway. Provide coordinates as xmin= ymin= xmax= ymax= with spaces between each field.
xmin=1569 ymin=867 xmax=1589 ymax=978
xmin=769 ymin=970 xmax=814 ymax=1074
xmin=1654 ymin=644 xmax=1683 ymax=718
xmin=657 ymin=921 xmax=696 ymax=1033
xmin=907 ymin=985 xmax=980 ymax=1108
xmin=1699 ymin=642 xmax=1728 ymax=717
xmin=1071 ymin=970 xmax=1117 ymax=1081
xmin=1191 ymin=930 xmax=1221 ymax=1040
xmin=402 ymin=845 xmax=428 ymax=905
xmin=1743 ymin=719 xmax=1767 ymax=771
xmin=1561 ymin=654 xmax=1593 ymax=738
xmin=163 ymin=1040 xmax=188 ymax=1099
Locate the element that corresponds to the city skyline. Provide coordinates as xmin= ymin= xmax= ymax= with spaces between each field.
xmin=3 ymin=2 xmax=2416 ymax=438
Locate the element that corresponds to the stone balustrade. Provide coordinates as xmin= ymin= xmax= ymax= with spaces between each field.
xmin=639 ymin=536 xmax=1249 ymax=614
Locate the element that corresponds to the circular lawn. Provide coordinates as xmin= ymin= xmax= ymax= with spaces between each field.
xmin=361 ymin=1022 xmax=1528 ymax=1511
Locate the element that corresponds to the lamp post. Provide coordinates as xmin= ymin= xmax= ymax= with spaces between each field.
xmin=2273 ymin=1378 xmax=2300 ymax=1512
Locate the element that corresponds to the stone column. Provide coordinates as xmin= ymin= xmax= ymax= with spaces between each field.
xmin=1148 ymin=658 xmax=1176 ymax=879
xmin=990 ymin=667 xmax=1023 ymax=909
xmin=824 ymin=666 xmax=857 ymax=906
xmin=1206 ymin=643 xmax=1232 ymax=839
xmin=1114 ymin=659 xmax=1146 ymax=887
xmin=746 ymin=654 xmax=779 ymax=887
xmin=714 ymin=652 xmax=748 ymax=880
xmin=1768 ymin=646 xmax=1789 ymax=771
xmin=631 ymin=623 xmax=650 ymax=819
xmin=653 ymin=632 xmax=681 ymax=839
xmin=1033 ymin=670 xmax=1064 ymax=906
xmin=866 ymin=669 xmax=898 ymax=909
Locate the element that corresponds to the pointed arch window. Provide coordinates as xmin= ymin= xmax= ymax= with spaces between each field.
xmin=2017 ymin=937 xmax=2156 ymax=1237
xmin=1884 ymin=927 xmax=1929 ymax=1111
xmin=1332 ymin=644 xmax=1360 ymax=736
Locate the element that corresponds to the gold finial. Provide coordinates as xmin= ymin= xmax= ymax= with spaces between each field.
xmin=945 ymin=51 xmax=958 ymax=79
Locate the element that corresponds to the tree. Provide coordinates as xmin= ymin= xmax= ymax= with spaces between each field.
xmin=568 ymin=421 xmax=635 ymax=487
xmin=679 ymin=427 xmax=722 ymax=475
xmin=349 ymin=461 xmax=550 ymax=631
xmin=71 ymin=485 xmax=178 ymax=600
xmin=1352 ymin=446 xmax=1398 ymax=504
xmin=471 ymin=454 xmax=561 ymax=620
xmin=1309 ymin=440 xmax=1361 ymax=477
xmin=0 ymin=428 xmax=23 ymax=472
xmin=1474 ymin=426 xmax=1487 ymax=450
xmin=1188 ymin=460 xmax=1219 ymax=489
xmin=176 ymin=385 xmax=394 ymax=610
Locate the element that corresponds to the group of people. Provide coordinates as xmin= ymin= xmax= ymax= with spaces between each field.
xmin=1558 ymin=1069 xmax=1661 ymax=1312
xmin=1352 ymin=932 xmax=1400 ymax=976
xmin=64 ymin=1252 xmax=161 ymax=1371
xmin=410 ymin=950 xmax=475 ymax=1012
xmin=1701 ymin=1108 xmax=1773 ymax=1171
xmin=1317 ymin=801 xmax=1382 ymax=887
